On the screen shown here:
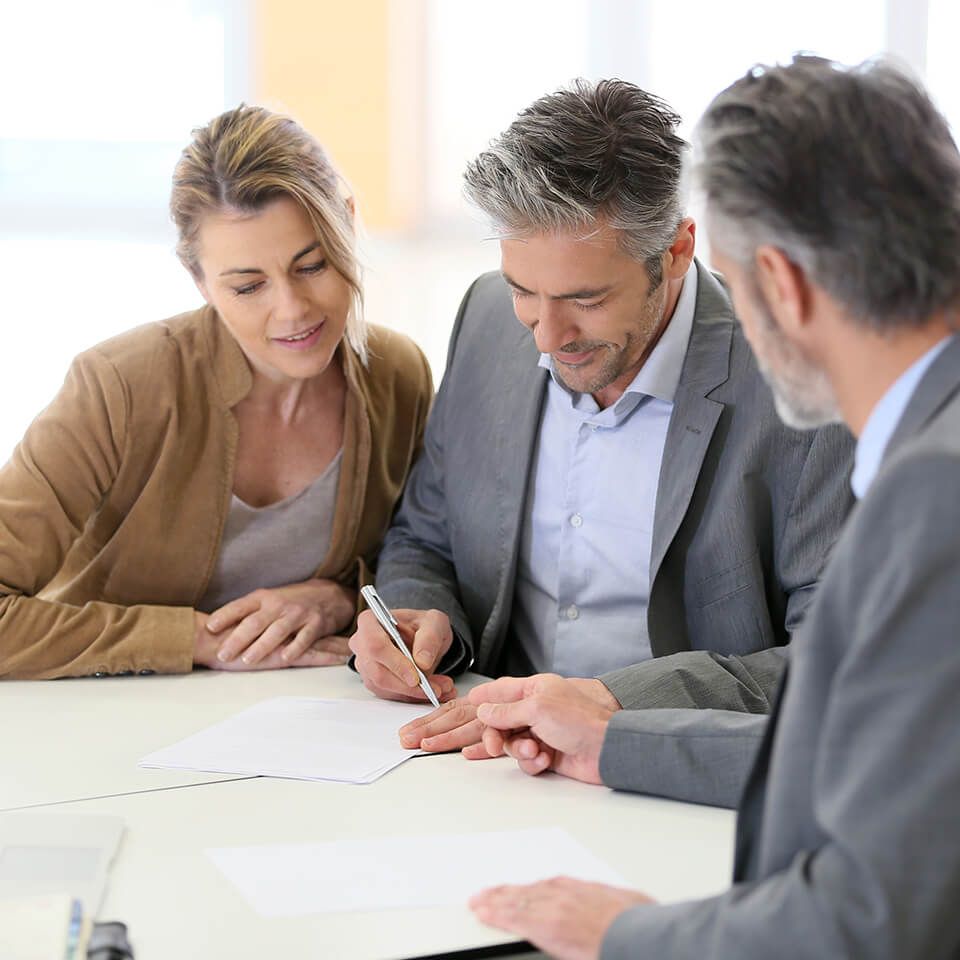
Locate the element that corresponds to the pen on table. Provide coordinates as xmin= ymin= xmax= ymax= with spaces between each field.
xmin=360 ymin=584 xmax=441 ymax=708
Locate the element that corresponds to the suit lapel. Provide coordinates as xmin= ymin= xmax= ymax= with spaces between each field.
xmin=649 ymin=263 xmax=734 ymax=589
xmin=479 ymin=320 xmax=548 ymax=662
xmin=883 ymin=334 xmax=960 ymax=461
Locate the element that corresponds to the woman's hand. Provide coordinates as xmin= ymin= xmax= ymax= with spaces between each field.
xmin=198 ymin=579 xmax=356 ymax=668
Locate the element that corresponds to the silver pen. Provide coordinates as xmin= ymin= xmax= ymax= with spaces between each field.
xmin=360 ymin=584 xmax=441 ymax=708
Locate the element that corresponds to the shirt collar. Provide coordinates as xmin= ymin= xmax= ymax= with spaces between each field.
xmin=538 ymin=264 xmax=698 ymax=415
xmin=850 ymin=335 xmax=954 ymax=499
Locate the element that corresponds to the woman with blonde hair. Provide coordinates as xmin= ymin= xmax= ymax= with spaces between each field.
xmin=0 ymin=105 xmax=432 ymax=679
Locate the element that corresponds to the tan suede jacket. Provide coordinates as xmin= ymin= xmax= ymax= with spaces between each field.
xmin=0 ymin=307 xmax=433 ymax=679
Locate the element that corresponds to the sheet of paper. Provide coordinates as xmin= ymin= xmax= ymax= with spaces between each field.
xmin=139 ymin=697 xmax=431 ymax=784
xmin=206 ymin=826 xmax=627 ymax=916
xmin=0 ymin=813 xmax=124 ymax=918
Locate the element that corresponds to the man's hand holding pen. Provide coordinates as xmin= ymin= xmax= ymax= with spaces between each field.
xmin=350 ymin=596 xmax=457 ymax=705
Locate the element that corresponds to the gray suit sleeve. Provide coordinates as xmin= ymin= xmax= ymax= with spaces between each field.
xmin=601 ymin=424 xmax=852 ymax=713
xmin=600 ymin=647 xmax=786 ymax=712
xmin=373 ymin=281 xmax=480 ymax=675
xmin=599 ymin=708 xmax=765 ymax=808
xmin=601 ymin=453 xmax=960 ymax=959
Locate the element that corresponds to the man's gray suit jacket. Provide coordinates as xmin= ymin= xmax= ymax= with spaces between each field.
xmin=376 ymin=263 xmax=853 ymax=713
xmin=599 ymin=335 xmax=960 ymax=959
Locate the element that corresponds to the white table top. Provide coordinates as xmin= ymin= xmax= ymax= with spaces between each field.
xmin=62 ymin=756 xmax=733 ymax=959
xmin=2 ymin=665 xmax=464 ymax=811
xmin=1 ymin=667 xmax=736 ymax=958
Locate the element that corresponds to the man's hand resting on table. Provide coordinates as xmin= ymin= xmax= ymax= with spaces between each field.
xmin=399 ymin=675 xmax=620 ymax=770
xmin=467 ymin=674 xmax=618 ymax=784
xmin=471 ymin=876 xmax=654 ymax=960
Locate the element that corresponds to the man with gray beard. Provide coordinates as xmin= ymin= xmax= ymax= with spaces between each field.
xmin=469 ymin=56 xmax=960 ymax=960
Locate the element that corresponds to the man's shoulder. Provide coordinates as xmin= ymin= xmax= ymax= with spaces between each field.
xmin=688 ymin=269 xmax=854 ymax=467
xmin=459 ymin=270 xmax=514 ymax=325
xmin=447 ymin=271 xmax=533 ymax=368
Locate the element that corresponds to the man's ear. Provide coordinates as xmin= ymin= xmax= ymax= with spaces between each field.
xmin=663 ymin=217 xmax=696 ymax=281
xmin=345 ymin=196 xmax=355 ymax=220
xmin=754 ymin=245 xmax=812 ymax=336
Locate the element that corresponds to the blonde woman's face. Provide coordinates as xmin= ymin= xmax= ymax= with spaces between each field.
xmin=195 ymin=196 xmax=352 ymax=384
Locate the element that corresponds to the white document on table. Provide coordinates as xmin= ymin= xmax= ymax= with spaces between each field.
xmin=206 ymin=826 xmax=627 ymax=916
xmin=138 ymin=696 xmax=430 ymax=785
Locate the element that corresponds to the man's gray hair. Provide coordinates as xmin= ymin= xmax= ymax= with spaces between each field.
xmin=694 ymin=55 xmax=960 ymax=331
xmin=464 ymin=79 xmax=688 ymax=284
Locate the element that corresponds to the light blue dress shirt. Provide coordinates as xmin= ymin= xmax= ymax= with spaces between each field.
xmin=507 ymin=268 xmax=698 ymax=678
xmin=850 ymin=336 xmax=953 ymax=500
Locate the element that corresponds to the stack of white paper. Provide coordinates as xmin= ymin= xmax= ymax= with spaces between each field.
xmin=207 ymin=827 xmax=627 ymax=916
xmin=139 ymin=697 xmax=431 ymax=784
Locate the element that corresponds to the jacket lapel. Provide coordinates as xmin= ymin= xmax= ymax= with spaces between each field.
xmin=649 ymin=263 xmax=734 ymax=589
xmin=883 ymin=334 xmax=960 ymax=461
xmin=479 ymin=321 xmax=548 ymax=662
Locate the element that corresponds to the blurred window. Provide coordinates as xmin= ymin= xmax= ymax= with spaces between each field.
xmin=0 ymin=0 xmax=242 ymax=228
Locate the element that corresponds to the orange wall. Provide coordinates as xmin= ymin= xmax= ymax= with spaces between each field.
xmin=253 ymin=0 xmax=420 ymax=230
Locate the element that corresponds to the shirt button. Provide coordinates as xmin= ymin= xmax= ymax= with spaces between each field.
xmin=565 ymin=604 xmax=580 ymax=620
xmin=570 ymin=513 xmax=583 ymax=528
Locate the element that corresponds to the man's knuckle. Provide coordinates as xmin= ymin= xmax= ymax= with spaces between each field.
xmin=451 ymin=702 xmax=473 ymax=724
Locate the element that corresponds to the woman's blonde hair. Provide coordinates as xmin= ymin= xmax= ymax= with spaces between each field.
xmin=171 ymin=104 xmax=367 ymax=362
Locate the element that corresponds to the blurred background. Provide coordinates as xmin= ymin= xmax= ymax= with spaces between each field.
xmin=1 ymin=0 xmax=956 ymax=458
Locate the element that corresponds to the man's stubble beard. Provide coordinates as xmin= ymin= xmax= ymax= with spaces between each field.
xmin=551 ymin=282 xmax=668 ymax=396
